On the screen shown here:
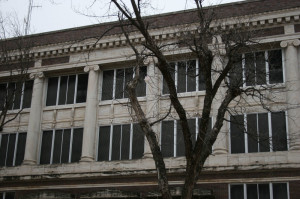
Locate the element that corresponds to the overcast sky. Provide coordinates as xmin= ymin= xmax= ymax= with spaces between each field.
xmin=1 ymin=0 xmax=242 ymax=35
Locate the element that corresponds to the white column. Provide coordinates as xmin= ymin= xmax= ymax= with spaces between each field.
xmin=80 ymin=65 xmax=100 ymax=162
xmin=280 ymin=39 xmax=300 ymax=150
xmin=23 ymin=72 xmax=44 ymax=165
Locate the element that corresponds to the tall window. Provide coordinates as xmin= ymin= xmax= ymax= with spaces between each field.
xmin=101 ymin=66 xmax=147 ymax=100
xmin=39 ymin=128 xmax=83 ymax=164
xmin=230 ymin=49 xmax=283 ymax=87
xmin=46 ymin=74 xmax=88 ymax=106
xmin=230 ymin=183 xmax=289 ymax=199
xmin=98 ymin=124 xmax=144 ymax=161
xmin=230 ymin=112 xmax=287 ymax=154
xmin=162 ymin=60 xmax=205 ymax=94
xmin=0 ymin=132 xmax=27 ymax=167
xmin=161 ymin=118 xmax=212 ymax=157
xmin=0 ymin=81 xmax=33 ymax=110
xmin=0 ymin=192 xmax=15 ymax=199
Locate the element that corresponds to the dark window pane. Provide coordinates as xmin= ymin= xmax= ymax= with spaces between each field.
xmin=177 ymin=61 xmax=186 ymax=93
xmin=71 ymin=128 xmax=83 ymax=162
xmin=132 ymin=124 xmax=144 ymax=159
xmin=121 ymin=125 xmax=130 ymax=160
xmin=52 ymin=130 xmax=63 ymax=164
xmin=0 ymin=193 xmax=2 ymax=199
xmin=0 ymin=83 xmax=6 ymax=109
xmin=198 ymin=62 xmax=206 ymax=91
xmin=229 ymin=56 xmax=243 ymax=88
xmin=231 ymin=185 xmax=244 ymax=199
xmin=199 ymin=117 xmax=212 ymax=152
xmin=115 ymin=69 xmax=124 ymax=99
xmin=0 ymin=134 xmax=9 ymax=166
xmin=111 ymin=125 xmax=121 ymax=160
xmin=162 ymin=63 xmax=175 ymax=94
xmin=269 ymin=50 xmax=283 ymax=84
xmin=136 ymin=66 xmax=147 ymax=97
xmin=61 ymin=129 xmax=71 ymax=163
xmin=190 ymin=119 xmax=197 ymax=147
xmin=258 ymin=113 xmax=270 ymax=152
xmin=6 ymin=134 xmax=16 ymax=167
xmin=124 ymin=68 xmax=133 ymax=98
xmin=40 ymin=131 xmax=53 ymax=164
xmin=230 ymin=115 xmax=245 ymax=153
xmin=247 ymin=114 xmax=258 ymax=153
xmin=258 ymin=184 xmax=270 ymax=199
xmin=58 ymin=76 xmax=68 ymax=105
xmin=23 ymin=81 xmax=33 ymax=108
xmin=102 ymin=70 xmax=114 ymax=100
xmin=46 ymin=77 xmax=58 ymax=106
xmin=98 ymin=126 xmax=111 ymax=161
xmin=256 ymin=52 xmax=266 ymax=85
xmin=247 ymin=184 xmax=258 ymax=199
xmin=273 ymin=183 xmax=288 ymax=199
xmin=13 ymin=82 xmax=22 ymax=110
xmin=187 ymin=60 xmax=196 ymax=92
xmin=76 ymin=74 xmax=88 ymax=103
xmin=245 ymin=53 xmax=255 ymax=86
xmin=66 ymin=75 xmax=76 ymax=104
xmin=161 ymin=121 xmax=174 ymax=157
xmin=7 ymin=83 xmax=15 ymax=110
xmin=271 ymin=112 xmax=287 ymax=151
xmin=5 ymin=192 xmax=15 ymax=199
xmin=15 ymin=133 xmax=27 ymax=166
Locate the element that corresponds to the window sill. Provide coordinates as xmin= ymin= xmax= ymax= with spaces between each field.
xmin=242 ymin=82 xmax=285 ymax=90
xmin=43 ymin=103 xmax=86 ymax=110
xmin=6 ymin=108 xmax=31 ymax=114
xmin=161 ymin=90 xmax=206 ymax=98
xmin=99 ymin=96 xmax=147 ymax=106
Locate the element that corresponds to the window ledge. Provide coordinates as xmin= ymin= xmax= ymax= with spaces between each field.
xmin=6 ymin=108 xmax=31 ymax=114
xmin=242 ymin=82 xmax=285 ymax=90
xmin=99 ymin=96 xmax=147 ymax=106
xmin=43 ymin=103 xmax=86 ymax=110
xmin=161 ymin=90 xmax=206 ymax=99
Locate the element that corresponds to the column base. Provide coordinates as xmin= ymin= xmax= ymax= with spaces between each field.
xmin=22 ymin=159 xmax=37 ymax=165
xmin=143 ymin=152 xmax=153 ymax=158
xmin=213 ymin=148 xmax=228 ymax=155
xmin=80 ymin=156 xmax=95 ymax=162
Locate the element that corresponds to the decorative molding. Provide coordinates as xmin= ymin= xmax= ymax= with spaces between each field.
xmin=280 ymin=39 xmax=300 ymax=48
xmin=29 ymin=72 xmax=44 ymax=79
xmin=84 ymin=65 xmax=100 ymax=73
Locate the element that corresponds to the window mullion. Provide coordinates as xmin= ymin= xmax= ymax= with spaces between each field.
xmin=244 ymin=114 xmax=248 ymax=153
xmin=56 ymin=77 xmax=61 ymax=106
xmin=113 ymin=70 xmax=116 ymax=99
xmin=257 ymin=114 xmax=260 ymax=152
xmin=65 ymin=76 xmax=69 ymax=104
xmin=270 ymin=183 xmax=273 ymax=199
xmin=20 ymin=82 xmax=25 ymax=109
xmin=50 ymin=130 xmax=55 ymax=164
xmin=13 ymin=133 xmax=18 ymax=166
xmin=185 ymin=61 xmax=188 ymax=92
xmin=175 ymin=62 xmax=178 ymax=91
xmin=109 ymin=125 xmax=113 ymax=161
xmin=254 ymin=53 xmax=257 ymax=85
xmin=285 ymin=111 xmax=290 ymax=150
xmin=4 ymin=134 xmax=9 ymax=166
xmin=268 ymin=113 xmax=273 ymax=152
xmin=196 ymin=59 xmax=199 ymax=91
xmin=69 ymin=128 xmax=74 ymax=163
xmin=174 ymin=120 xmax=177 ymax=157
xmin=120 ymin=125 xmax=123 ymax=160
xmin=74 ymin=74 xmax=79 ymax=104
xmin=265 ymin=51 xmax=270 ymax=84
xmin=129 ymin=123 xmax=133 ymax=160
xmin=244 ymin=184 xmax=247 ymax=199
xmin=242 ymin=54 xmax=246 ymax=87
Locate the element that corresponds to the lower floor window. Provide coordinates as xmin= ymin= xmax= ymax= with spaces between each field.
xmin=161 ymin=118 xmax=212 ymax=158
xmin=0 ymin=132 xmax=27 ymax=167
xmin=230 ymin=112 xmax=288 ymax=154
xmin=0 ymin=192 xmax=15 ymax=199
xmin=39 ymin=128 xmax=83 ymax=164
xmin=230 ymin=183 xmax=289 ymax=199
xmin=98 ymin=123 xmax=144 ymax=161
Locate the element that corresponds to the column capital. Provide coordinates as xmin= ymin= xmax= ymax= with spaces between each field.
xmin=29 ymin=72 xmax=44 ymax=80
xmin=84 ymin=65 xmax=100 ymax=72
xmin=280 ymin=39 xmax=300 ymax=48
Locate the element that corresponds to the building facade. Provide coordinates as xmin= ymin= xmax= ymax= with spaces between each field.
xmin=1 ymin=0 xmax=300 ymax=198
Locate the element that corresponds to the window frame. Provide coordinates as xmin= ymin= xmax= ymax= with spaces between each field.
xmin=0 ymin=80 xmax=33 ymax=110
xmin=97 ymin=123 xmax=145 ymax=161
xmin=160 ymin=117 xmax=213 ymax=158
xmin=0 ymin=132 xmax=27 ymax=167
xmin=229 ymin=182 xmax=290 ymax=199
xmin=162 ymin=59 xmax=205 ymax=95
xmin=100 ymin=66 xmax=147 ymax=101
xmin=229 ymin=111 xmax=289 ymax=154
xmin=39 ymin=128 xmax=83 ymax=165
xmin=45 ymin=73 xmax=88 ymax=106
xmin=239 ymin=49 xmax=284 ymax=87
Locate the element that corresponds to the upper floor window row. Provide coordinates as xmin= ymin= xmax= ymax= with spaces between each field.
xmin=230 ymin=111 xmax=287 ymax=154
xmin=161 ymin=117 xmax=212 ymax=158
xmin=101 ymin=66 xmax=147 ymax=101
xmin=230 ymin=49 xmax=283 ymax=87
xmin=0 ymin=132 xmax=27 ymax=167
xmin=0 ymin=81 xmax=33 ymax=110
xmin=40 ymin=128 xmax=83 ymax=165
xmin=98 ymin=123 xmax=144 ymax=161
xmin=163 ymin=60 xmax=205 ymax=95
xmin=46 ymin=74 xmax=88 ymax=106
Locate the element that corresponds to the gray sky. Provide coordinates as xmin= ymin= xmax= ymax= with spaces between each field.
xmin=1 ymin=0 xmax=242 ymax=35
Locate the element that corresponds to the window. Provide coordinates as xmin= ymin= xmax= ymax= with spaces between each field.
xmin=98 ymin=124 xmax=144 ymax=161
xmin=39 ymin=128 xmax=83 ymax=164
xmin=46 ymin=74 xmax=88 ymax=106
xmin=0 ymin=81 xmax=33 ymax=110
xmin=161 ymin=118 xmax=212 ymax=157
xmin=101 ymin=66 xmax=147 ymax=100
xmin=230 ymin=112 xmax=287 ymax=154
xmin=0 ymin=132 xmax=27 ymax=167
xmin=229 ymin=49 xmax=283 ymax=87
xmin=162 ymin=60 xmax=205 ymax=94
xmin=230 ymin=183 xmax=289 ymax=199
xmin=0 ymin=192 xmax=15 ymax=199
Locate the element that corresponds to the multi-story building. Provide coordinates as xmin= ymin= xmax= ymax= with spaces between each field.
xmin=0 ymin=0 xmax=300 ymax=198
